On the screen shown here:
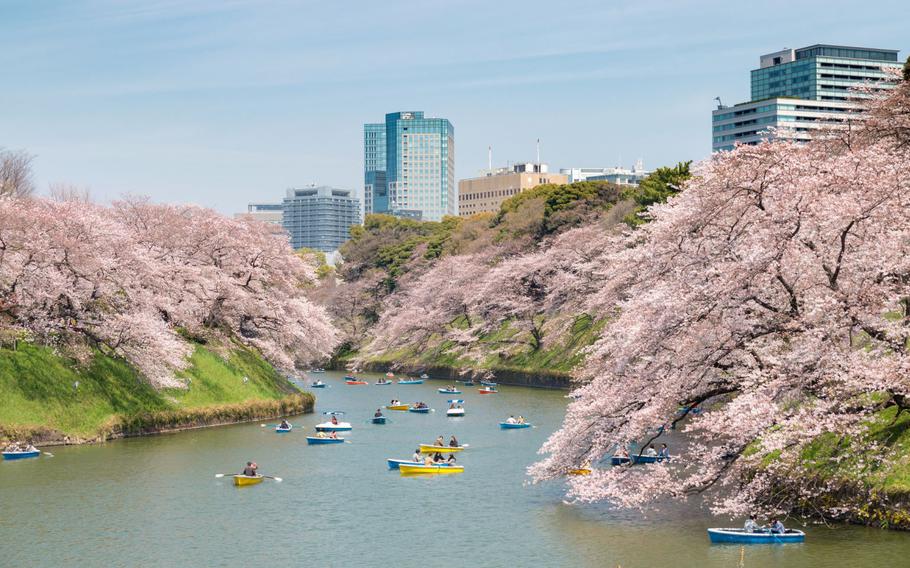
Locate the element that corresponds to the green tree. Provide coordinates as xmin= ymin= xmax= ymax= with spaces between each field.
xmin=623 ymin=161 xmax=692 ymax=226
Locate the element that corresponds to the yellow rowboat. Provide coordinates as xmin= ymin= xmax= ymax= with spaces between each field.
xmin=419 ymin=444 xmax=466 ymax=454
xmin=568 ymin=468 xmax=592 ymax=476
xmin=399 ymin=464 xmax=465 ymax=475
xmin=233 ymin=475 xmax=264 ymax=487
xmin=386 ymin=404 xmax=410 ymax=411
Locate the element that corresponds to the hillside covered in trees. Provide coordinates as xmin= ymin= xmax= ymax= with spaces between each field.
xmin=321 ymin=72 xmax=910 ymax=527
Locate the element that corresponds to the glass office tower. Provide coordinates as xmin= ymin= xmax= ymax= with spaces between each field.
xmin=364 ymin=111 xmax=455 ymax=221
xmin=712 ymin=44 xmax=901 ymax=152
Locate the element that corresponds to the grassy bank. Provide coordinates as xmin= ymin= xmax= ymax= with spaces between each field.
xmin=0 ymin=341 xmax=312 ymax=444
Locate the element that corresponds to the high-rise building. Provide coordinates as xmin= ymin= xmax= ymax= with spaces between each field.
xmin=282 ymin=185 xmax=361 ymax=252
xmin=234 ymin=203 xmax=283 ymax=225
xmin=712 ymin=44 xmax=902 ymax=152
xmin=364 ymin=111 xmax=455 ymax=222
xmin=560 ymin=160 xmax=650 ymax=186
xmin=458 ymin=163 xmax=566 ymax=217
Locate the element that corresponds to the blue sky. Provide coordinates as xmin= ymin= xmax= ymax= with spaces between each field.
xmin=1 ymin=0 xmax=907 ymax=214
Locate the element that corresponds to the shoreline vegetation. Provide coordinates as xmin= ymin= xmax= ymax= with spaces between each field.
xmin=0 ymin=341 xmax=314 ymax=446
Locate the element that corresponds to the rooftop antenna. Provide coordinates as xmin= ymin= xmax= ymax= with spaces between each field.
xmin=714 ymin=96 xmax=726 ymax=110
xmin=536 ymin=138 xmax=541 ymax=166
xmin=488 ymin=145 xmax=492 ymax=171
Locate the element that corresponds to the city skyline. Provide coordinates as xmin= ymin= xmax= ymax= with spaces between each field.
xmin=1 ymin=1 xmax=908 ymax=214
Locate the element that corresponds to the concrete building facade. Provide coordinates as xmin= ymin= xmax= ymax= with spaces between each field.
xmin=235 ymin=203 xmax=284 ymax=225
xmin=282 ymin=185 xmax=361 ymax=252
xmin=458 ymin=163 xmax=566 ymax=217
xmin=560 ymin=160 xmax=650 ymax=186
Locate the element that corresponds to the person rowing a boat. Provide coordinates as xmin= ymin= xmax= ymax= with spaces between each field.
xmin=505 ymin=415 xmax=517 ymax=424
xmin=447 ymin=454 xmax=456 ymax=464
xmin=517 ymin=416 xmax=525 ymax=424
xmin=433 ymin=452 xmax=444 ymax=463
xmin=658 ymin=444 xmax=670 ymax=461
xmin=413 ymin=448 xmax=421 ymax=462
xmin=374 ymin=408 xmax=383 ymax=418
xmin=279 ymin=419 xmax=290 ymax=429
xmin=743 ymin=515 xmax=761 ymax=533
xmin=330 ymin=415 xmax=339 ymax=425
xmin=329 ymin=431 xmax=338 ymax=439
xmin=643 ymin=445 xmax=658 ymax=457
xmin=769 ymin=519 xmax=786 ymax=534
xmin=449 ymin=435 xmax=459 ymax=448
xmin=242 ymin=461 xmax=258 ymax=476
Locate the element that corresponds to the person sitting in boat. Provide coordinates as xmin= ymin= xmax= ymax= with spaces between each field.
xmin=374 ymin=408 xmax=383 ymax=418
xmin=413 ymin=448 xmax=422 ymax=462
xmin=279 ymin=419 xmax=290 ymax=429
xmin=505 ymin=415 xmax=517 ymax=424
xmin=316 ymin=431 xmax=327 ymax=438
xmin=329 ymin=431 xmax=338 ymax=439
xmin=449 ymin=402 xmax=457 ymax=409
xmin=743 ymin=515 xmax=761 ymax=533
xmin=613 ymin=447 xmax=630 ymax=459
xmin=435 ymin=435 xmax=445 ymax=447
xmin=424 ymin=455 xmax=435 ymax=466
xmin=449 ymin=435 xmax=459 ymax=448
xmin=433 ymin=453 xmax=445 ymax=463
xmin=391 ymin=399 xmax=399 ymax=406
xmin=658 ymin=444 xmax=670 ymax=461
xmin=242 ymin=461 xmax=258 ymax=476
xmin=769 ymin=519 xmax=786 ymax=534
xmin=447 ymin=454 xmax=457 ymax=464
xmin=643 ymin=445 xmax=658 ymax=457
xmin=517 ymin=416 xmax=525 ymax=424
xmin=331 ymin=415 xmax=339 ymax=425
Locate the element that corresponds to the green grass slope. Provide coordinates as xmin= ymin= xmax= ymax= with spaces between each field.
xmin=0 ymin=341 xmax=310 ymax=442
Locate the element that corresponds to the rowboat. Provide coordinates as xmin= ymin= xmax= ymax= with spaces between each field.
xmin=399 ymin=464 xmax=464 ymax=475
xmin=386 ymin=404 xmax=410 ymax=411
xmin=309 ymin=381 xmax=327 ymax=388
xmin=480 ymin=380 xmax=498 ymax=386
xmin=447 ymin=408 xmax=465 ymax=417
xmin=372 ymin=416 xmax=387 ymax=424
xmin=462 ymin=380 xmax=475 ymax=386
xmin=409 ymin=406 xmax=431 ymax=413
xmin=478 ymin=388 xmax=498 ymax=394
xmin=2 ymin=449 xmax=41 ymax=460
xmin=386 ymin=459 xmax=458 ymax=470
xmin=419 ymin=444 xmax=466 ymax=453
xmin=438 ymin=388 xmax=462 ymax=394
xmin=631 ymin=455 xmax=667 ymax=464
xmin=398 ymin=379 xmax=424 ymax=385
xmin=344 ymin=375 xmax=356 ymax=380
xmin=306 ymin=436 xmax=344 ymax=445
xmin=315 ymin=421 xmax=352 ymax=432
xmin=376 ymin=380 xmax=393 ymax=385
xmin=310 ymin=369 xmax=326 ymax=373
xmin=420 ymin=374 xmax=429 ymax=379
xmin=611 ymin=456 xmax=631 ymax=465
xmin=707 ymin=528 xmax=805 ymax=544
xmin=275 ymin=425 xmax=292 ymax=433
xmin=568 ymin=468 xmax=592 ymax=476
xmin=232 ymin=474 xmax=264 ymax=487
xmin=500 ymin=422 xmax=531 ymax=429
xmin=345 ymin=380 xmax=368 ymax=385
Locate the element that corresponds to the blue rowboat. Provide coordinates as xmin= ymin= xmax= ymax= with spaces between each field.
xmin=461 ymin=381 xmax=475 ymax=386
xmin=409 ymin=406 xmax=431 ymax=413
xmin=630 ymin=455 xmax=664 ymax=464
xmin=275 ymin=426 xmax=292 ymax=433
xmin=500 ymin=422 xmax=531 ymax=429
xmin=438 ymin=388 xmax=462 ymax=394
xmin=611 ymin=456 xmax=631 ymax=465
xmin=2 ymin=450 xmax=40 ymax=460
xmin=707 ymin=528 xmax=805 ymax=544
xmin=375 ymin=380 xmax=393 ymax=385
xmin=387 ymin=459 xmax=456 ymax=470
xmin=480 ymin=380 xmax=498 ymax=386
xmin=306 ymin=436 xmax=344 ymax=445
xmin=398 ymin=379 xmax=424 ymax=385
xmin=372 ymin=416 xmax=387 ymax=424
xmin=309 ymin=382 xmax=327 ymax=388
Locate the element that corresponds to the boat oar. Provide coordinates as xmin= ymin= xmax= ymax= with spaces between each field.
xmin=42 ymin=451 xmax=54 ymax=457
xmin=261 ymin=475 xmax=283 ymax=482
xmin=214 ymin=473 xmax=282 ymax=482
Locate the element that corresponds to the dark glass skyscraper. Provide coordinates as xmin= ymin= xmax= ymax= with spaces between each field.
xmin=363 ymin=111 xmax=455 ymax=221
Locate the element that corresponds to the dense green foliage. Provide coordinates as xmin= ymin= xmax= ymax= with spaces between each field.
xmin=494 ymin=180 xmax=621 ymax=236
xmin=0 ymin=341 xmax=300 ymax=438
xmin=622 ymin=161 xmax=692 ymax=226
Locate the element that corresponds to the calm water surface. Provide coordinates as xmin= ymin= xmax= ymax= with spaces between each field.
xmin=2 ymin=371 xmax=908 ymax=567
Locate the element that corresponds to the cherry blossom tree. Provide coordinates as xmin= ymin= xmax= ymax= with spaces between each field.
xmin=0 ymin=194 xmax=337 ymax=388
xmin=530 ymin=75 xmax=910 ymax=517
